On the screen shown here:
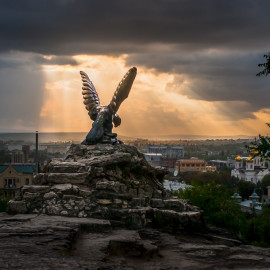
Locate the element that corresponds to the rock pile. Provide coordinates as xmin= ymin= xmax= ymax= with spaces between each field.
xmin=7 ymin=144 xmax=202 ymax=232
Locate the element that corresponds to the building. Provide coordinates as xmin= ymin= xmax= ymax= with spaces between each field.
xmin=0 ymin=141 xmax=8 ymax=151
xmin=226 ymin=158 xmax=235 ymax=168
xmin=11 ymin=150 xmax=25 ymax=163
xmin=34 ymin=143 xmax=70 ymax=154
xmin=7 ymin=144 xmax=23 ymax=151
xmin=232 ymin=191 xmax=265 ymax=214
xmin=205 ymin=165 xmax=217 ymax=172
xmin=0 ymin=164 xmax=35 ymax=198
xmin=239 ymin=192 xmax=262 ymax=214
xmin=163 ymin=180 xmax=192 ymax=191
xmin=11 ymin=145 xmax=30 ymax=164
xmin=175 ymin=159 xmax=206 ymax=173
xmin=231 ymin=155 xmax=270 ymax=183
xmin=131 ymin=139 xmax=148 ymax=150
xmin=147 ymin=145 xmax=184 ymax=158
xmin=207 ymin=160 xmax=229 ymax=170
xmin=22 ymin=145 xmax=30 ymax=162
xmin=46 ymin=144 xmax=69 ymax=154
xmin=146 ymin=145 xmax=184 ymax=170
xmin=144 ymin=153 xmax=162 ymax=167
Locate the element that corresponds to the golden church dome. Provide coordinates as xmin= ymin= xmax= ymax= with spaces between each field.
xmin=235 ymin=155 xmax=243 ymax=161
xmin=246 ymin=156 xmax=254 ymax=163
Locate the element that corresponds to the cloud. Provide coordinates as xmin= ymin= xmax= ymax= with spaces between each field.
xmin=0 ymin=51 xmax=79 ymax=69
xmin=126 ymin=51 xmax=270 ymax=120
xmin=0 ymin=0 xmax=270 ymax=55
xmin=32 ymin=55 xmax=79 ymax=66
xmin=0 ymin=1 xmax=270 ymax=135
xmin=0 ymin=60 xmax=45 ymax=131
xmin=213 ymin=101 xmax=256 ymax=120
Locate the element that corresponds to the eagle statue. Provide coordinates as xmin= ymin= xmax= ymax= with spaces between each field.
xmin=79 ymin=67 xmax=137 ymax=145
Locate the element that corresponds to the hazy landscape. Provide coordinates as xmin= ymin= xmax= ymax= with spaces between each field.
xmin=0 ymin=132 xmax=255 ymax=144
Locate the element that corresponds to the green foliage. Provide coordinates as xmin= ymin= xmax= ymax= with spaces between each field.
xmin=257 ymin=174 xmax=270 ymax=195
xmin=248 ymin=208 xmax=270 ymax=247
xmin=177 ymin=184 xmax=247 ymax=234
xmin=246 ymin=123 xmax=270 ymax=159
xmin=0 ymin=191 xmax=10 ymax=212
xmin=0 ymin=199 xmax=8 ymax=212
xmin=257 ymin=53 xmax=270 ymax=77
xmin=0 ymin=194 xmax=9 ymax=212
xmin=176 ymin=181 xmax=270 ymax=247
xmin=237 ymin=180 xmax=256 ymax=200
xmin=180 ymin=171 xmax=236 ymax=189
xmin=183 ymin=141 xmax=248 ymax=161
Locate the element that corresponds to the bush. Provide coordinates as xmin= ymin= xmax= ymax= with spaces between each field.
xmin=0 ymin=199 xmax=9 ymax=212
xmin=180 ymin=171 xmax=234 ymax=188
xmin=249 ymin=207 xmax=270 ymax=247
xmin=176 ymin=181 xmax=270 ymax=247
xmin=236 ymin=180 xmax=256 ymax=200
xmin=176 ymin=183 xmax=247 ymax=235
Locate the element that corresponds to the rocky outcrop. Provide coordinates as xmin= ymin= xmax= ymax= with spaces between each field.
xmin=0 ymin=213 xmax=270 ymax=270
xmin=4 ymin=144 xmax=270 ymax=269
xmin=7 ymin=144 xmax=202 ymax=232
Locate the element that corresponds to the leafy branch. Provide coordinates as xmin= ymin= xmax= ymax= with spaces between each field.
xmin=246 ymin=123 xmax=270 ymax=159
xmin=256 ymin=53 xmax=270 ymax=77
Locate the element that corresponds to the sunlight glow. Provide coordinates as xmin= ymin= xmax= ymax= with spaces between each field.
xmin=38 ymin=54 xmax=266 ymax=137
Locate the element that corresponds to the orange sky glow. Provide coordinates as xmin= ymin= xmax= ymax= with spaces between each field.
xmin=37 ymin=55 xmax=269 ymax=138
xmin=1 ymin=1 xmax=270 ymax=139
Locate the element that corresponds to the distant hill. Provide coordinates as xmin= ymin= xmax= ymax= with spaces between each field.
xmin=137 ymin=134 xmax=255 ymax=141
xmin=0 ymin=132 xmax=255 ymax=144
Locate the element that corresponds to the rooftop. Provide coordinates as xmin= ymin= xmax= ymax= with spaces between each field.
xmin=0 ymin=164 xmax=35 ymax=174
xmin=178 ymin=159 xmax=206 ymax=164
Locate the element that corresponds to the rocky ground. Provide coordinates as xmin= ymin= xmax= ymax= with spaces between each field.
xmin=0 ymin=213 xmax=270 ymax=270
xmin=3 ymin=144 xmax=270 ymax=269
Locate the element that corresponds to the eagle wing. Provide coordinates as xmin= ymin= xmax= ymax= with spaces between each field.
xmin=109 ymin=67 xmax=137 ymax=114
xmin=80 ymin=71 xmax=101 ymax=120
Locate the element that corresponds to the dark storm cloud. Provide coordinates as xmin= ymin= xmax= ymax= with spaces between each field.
xmin=0 ymin=52 xmax=78 ymax=70
xmin=0 ymin=0 xmax=270 ymax=55
xmin=214 ymin=101 xmax=257 ymax=120
xmin=0 ymin=0 xmax=270 ymax=131
xmin=32 ymin=55 xmax=78 ymax=66
xmin=127 ymin=51 xmax=270 ymax=119
xmin=0 ymin=62 xmax=45 ymax=131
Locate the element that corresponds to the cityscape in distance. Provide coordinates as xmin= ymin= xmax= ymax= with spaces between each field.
xmin=0 ymin=132 xmax=256 ymax=144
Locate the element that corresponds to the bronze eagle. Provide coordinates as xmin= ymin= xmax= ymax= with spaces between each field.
xmin=80 ymin=67 xmax=137 ymax=145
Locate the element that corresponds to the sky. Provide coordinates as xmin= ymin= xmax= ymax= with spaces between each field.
xmin=0 ymin=0 xmax=270 ymax=138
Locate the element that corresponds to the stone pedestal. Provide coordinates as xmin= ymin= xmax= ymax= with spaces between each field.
xmin=7 ymin=144 xmax=203 ymax=232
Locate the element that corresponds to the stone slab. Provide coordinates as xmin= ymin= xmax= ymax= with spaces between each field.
xmin=0 ymin=214 xmax=269 ymax=269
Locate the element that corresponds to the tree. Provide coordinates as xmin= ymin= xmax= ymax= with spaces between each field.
xmin=176 ymin=181 xmax=270 ymax=247
xmin=249 ymin=207 xmax=270 ymax=247
xmin=247 ymin=55 xmax=270 ymax=157
xmin=258 ymin=174 xmax=270 ymax=195
xmin=237 ymin=180 xmax=256 ymax=200
xmin=256 ymin=53 xmax=270 ymax=77
xmin=247 ymin=123 xmax=270 ymax=159
xmin=176 ymin=183 xmax=247 ymax=236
